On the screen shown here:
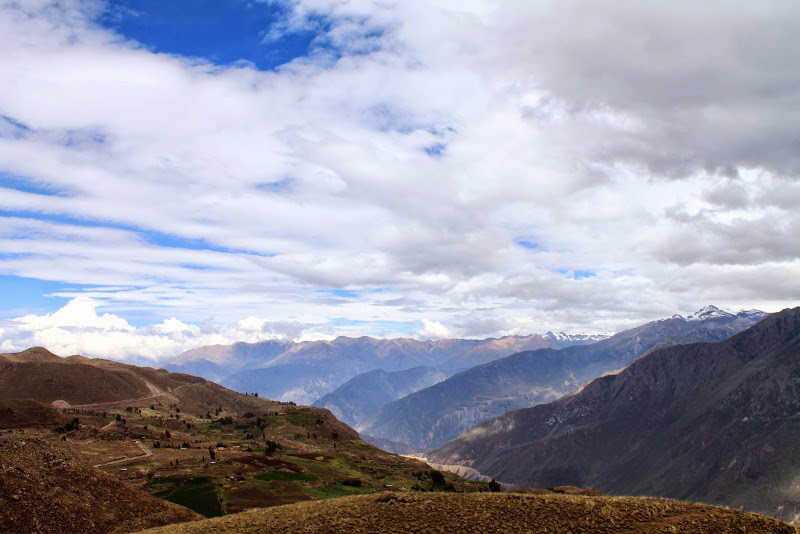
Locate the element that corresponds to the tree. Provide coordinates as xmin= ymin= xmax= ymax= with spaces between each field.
xmin=65 ymin=417 xmax=80 ymax=431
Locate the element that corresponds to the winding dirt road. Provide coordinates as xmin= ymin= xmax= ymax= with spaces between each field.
xmin=93 ymin=439 xmax=153 ymax=468
xmin=70 ymin=383 xmax=191 ymax=409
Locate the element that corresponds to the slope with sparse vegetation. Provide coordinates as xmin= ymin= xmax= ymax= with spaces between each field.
xmin=136 ymin=491 xmax=798 ymax=534
xmin=0 ymin=347 xmax=490 ymax=533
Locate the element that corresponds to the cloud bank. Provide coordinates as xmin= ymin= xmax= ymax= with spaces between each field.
xmin=0 ymin=296 xmax=326 ymax=361
xmin=0 ymin=1 xmax=799 ymax=359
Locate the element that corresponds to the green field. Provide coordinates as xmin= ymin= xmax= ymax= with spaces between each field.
xmin=150 ymin=477 xmax=223 ymax=518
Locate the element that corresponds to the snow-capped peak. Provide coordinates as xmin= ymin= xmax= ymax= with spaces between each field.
xmin=736 ymin=309 xmax=767 ymax=319
xmin=686 ymin=305 xmax=734 ymax=321
xmin=543 ymin=331 xmax=611 ymax=342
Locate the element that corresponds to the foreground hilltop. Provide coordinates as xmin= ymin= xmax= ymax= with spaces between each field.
xmin=137 ymin=491 xmax=796 ymax=534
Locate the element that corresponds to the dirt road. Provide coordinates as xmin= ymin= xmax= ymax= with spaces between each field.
xmin=93 ymin=439 xmax=153 ymax=468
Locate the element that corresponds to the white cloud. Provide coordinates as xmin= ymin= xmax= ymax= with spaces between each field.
xmin=0 ymin=0 xmax=797 ymax=360
xmin=417 ymin=319 xmax=451 ymax=340
xmin=0 ymin=297 xmax=320 ymax=361
xmin=16 ymin=296 xmax=132 ymax=331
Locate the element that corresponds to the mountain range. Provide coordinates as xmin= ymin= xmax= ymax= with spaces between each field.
xmin=4 ymin=305 xmax=800 ymax=530
xmin=358 ymin=306 xmax=767 ymax=452
xmin=428 ymin=307 xmax=800 ymax=518
xmin=163 ymin=332 xmax=605 ymax=405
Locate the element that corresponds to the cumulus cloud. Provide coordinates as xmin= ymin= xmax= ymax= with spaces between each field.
xmin=0 ymin=297 xmax=319 ymax=361
xmin=416 ymin=319 xmax=451 ymax=340
xmin=0 ymin=0 xmax=798 ymax=359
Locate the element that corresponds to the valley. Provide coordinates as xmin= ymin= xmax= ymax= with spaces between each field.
xmin=0 ymin=348 xmax=489 ymax=533
xmin=358 ymin=307 xmax=767 ymax=452
xmin=429 ymin=307 xmax=800 ymax=523
xmin=164 ymin=332 xmax=604 ymax=404
xmin=4 ymin=308 xmax=800 ymax=532
xmin=2 ymin=2 xmax=792 ymax=531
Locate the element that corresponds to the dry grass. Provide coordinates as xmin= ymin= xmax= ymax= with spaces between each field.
xmin=0 ymin=399 xmax=61 ymax=427
xmin=138 ymin=491 xmax=799 ymax=534
xmin=0 ymin=430 xmax=200 ymax=534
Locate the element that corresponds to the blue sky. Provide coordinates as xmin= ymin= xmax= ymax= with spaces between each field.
xmin=100 ymin=0 xmax=316 ymax=70
xmin=0 ymin=0 xmax=798 ymax=360
xmin=0 ymin=275 xmax=73 ymax=317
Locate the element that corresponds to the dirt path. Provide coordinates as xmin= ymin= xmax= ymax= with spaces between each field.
xmin=93 ymin=439 xmax=153 ymax=468
xmin=71 ymin=383 xmax=191 ymax=409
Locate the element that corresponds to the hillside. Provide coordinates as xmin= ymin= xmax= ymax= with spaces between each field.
xmin=429 ymin=307 xmax=800 ymax=519
xmin=0 ymin=347 xmax=268 ymax=416
xmin=0 ymin=347 xmax=204 ymax=406
xmin=0 ymin=431 xmax=200 ymax=534
xmin=312 ymin=366 xmax=447 ymax=427
xmin=0 ymin=347 xmax=490 ymax=532
xmin=0 ymin=398 xmax=61 ymax=427
xmin=163 ymin=333 xmax=603 ymax=404
xmin=137 ymin=491 xmax=797 ymax=534
xmin=360 ymin=307 xmax=764 ymax=452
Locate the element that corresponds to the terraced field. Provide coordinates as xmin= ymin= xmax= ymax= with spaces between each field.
xmin=52 ymin=397 xmax=487 ymax=518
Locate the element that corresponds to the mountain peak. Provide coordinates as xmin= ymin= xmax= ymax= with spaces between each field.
xmin=736 ymin=308 xmax=767 ymax=319
xmin=686 ymin=305 xmax=733 ymax=321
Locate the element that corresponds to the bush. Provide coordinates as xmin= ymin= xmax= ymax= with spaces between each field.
xmin=64 ymin=417 xmax=80 ymax=432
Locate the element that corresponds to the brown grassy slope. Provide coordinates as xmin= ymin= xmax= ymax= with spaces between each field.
xmin=0 ymin=431 xmax=200 ymax=534
xmin=1 ymin=346 xmax=63 ymax=363
xmin=0 ymin=348 xmax=268 ymax=416
xmin=137 ymin=492 xmax=798 ymax=534
xmin=0 ymin=399 xmax=61 ymax=427
xmin=0 ymin=359 xmax=149 ymax=404
xmin=0 ymin=347 xmax=193 ymax=405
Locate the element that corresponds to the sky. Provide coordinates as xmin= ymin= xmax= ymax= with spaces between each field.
xmin=0 ymin=0 xmax=799 ymax=361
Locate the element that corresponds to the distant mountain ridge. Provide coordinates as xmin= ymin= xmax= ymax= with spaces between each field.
xmin=312 ymin=366 xmax=448 ymax=427
xmin=358 ymin=306 xmax=767 ymax=452
xmin=163 ymin=332 xmax=606 ymax=404
xmin=427 ymin=307 xmax=800 ymax=519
